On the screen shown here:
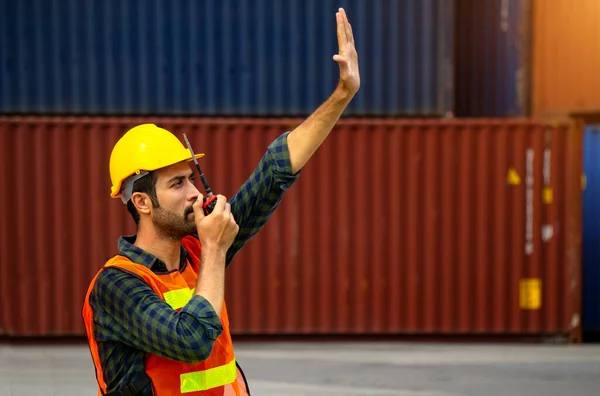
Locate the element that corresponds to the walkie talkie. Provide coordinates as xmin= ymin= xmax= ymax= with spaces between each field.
xmin=183 ymin=133 xmax=217 ymax=215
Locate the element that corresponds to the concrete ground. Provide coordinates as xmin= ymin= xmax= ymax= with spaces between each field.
xmin=1 ymin=341 xmax=600 ymax=395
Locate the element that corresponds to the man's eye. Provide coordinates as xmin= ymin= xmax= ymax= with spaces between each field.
xmin=172 ymin=180 xmax=182 ymax=187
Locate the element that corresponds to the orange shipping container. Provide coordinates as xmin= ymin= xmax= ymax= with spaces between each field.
xmin=532 ymin=0 xmax=600 ymax=119
xmin=0 ymin=117 xmax=583 ymax=342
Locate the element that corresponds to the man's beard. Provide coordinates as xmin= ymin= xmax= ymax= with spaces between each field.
xmin=152 ymin=205 xmax=196 ymax=241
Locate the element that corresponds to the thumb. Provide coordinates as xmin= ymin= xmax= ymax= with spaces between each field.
xmin=333 ymin=54 xmax=347 ymax=65
xmin=333 ymin=55 xmax=352 ymax=74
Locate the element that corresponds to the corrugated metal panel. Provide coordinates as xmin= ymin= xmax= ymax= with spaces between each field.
xmin=583 ymin=124 xmax=600 ymax=332
xmin=454 ymin=0 xmax=531 ymax=117
xmin=0 ymin=0 xmax=454 ymax=117
xmin=532 ymin=0 xmax=600 ymax=119
xmin=0 ymin=117 xmax=582 ymax=340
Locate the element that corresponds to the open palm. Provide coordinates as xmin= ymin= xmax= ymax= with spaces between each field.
xmin=333 ymin=8 xmax=360 ymax=96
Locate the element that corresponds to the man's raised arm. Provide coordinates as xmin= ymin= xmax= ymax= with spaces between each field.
xmin=286 ymin=8 xmax=361 ymax=174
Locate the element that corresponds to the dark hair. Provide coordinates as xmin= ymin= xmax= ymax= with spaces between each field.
xmin=126 ymin=171 xmax=160 ymax=225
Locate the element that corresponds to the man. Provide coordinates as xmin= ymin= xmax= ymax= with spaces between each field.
xmin=82 ymin=8 xmax=359 ymax=396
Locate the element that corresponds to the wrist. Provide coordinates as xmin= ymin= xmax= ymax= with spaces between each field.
xmin=201 ymin=245 xmax=227 ymax=260
xmin=333 ymin=83 xmax=356 ymax=103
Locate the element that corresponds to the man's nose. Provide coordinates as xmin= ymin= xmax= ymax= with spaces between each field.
xmin=188 ymin=183 xmax=201 ymax=201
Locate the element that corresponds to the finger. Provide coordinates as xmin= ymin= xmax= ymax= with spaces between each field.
xmin=336 ymin=11 xmax=346 ymax=50
xmin=192 ymin=194 xmax=206 ymax=219
xmin=340 ymin=7 xmax=347 ymax=21
xmin=212 ymin=194 xmax=227 ymax=214
xmin=221 ymin=203 xmax=232 ymax=223
xmin=338 ymin=8 xmax=354 ymax=46
xmin=341 ymin=9 xmax=355 ymax=45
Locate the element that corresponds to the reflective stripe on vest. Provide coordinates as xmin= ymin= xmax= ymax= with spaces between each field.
xmin=180 ymin=358 xmax=237 ymax=393
xmin=163 ymin=288 xmax=195 ymax=310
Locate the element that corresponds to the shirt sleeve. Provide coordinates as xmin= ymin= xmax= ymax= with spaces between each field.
xmin=226 ymin=131 xmax=301 ymax=266
xmin=90 ymin=267 xmax=223 ymax=363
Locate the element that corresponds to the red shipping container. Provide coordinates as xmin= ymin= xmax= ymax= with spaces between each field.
xmin=0 ymin=117 xmax=583 ymax=342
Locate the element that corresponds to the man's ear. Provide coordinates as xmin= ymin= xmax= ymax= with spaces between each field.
xmin=131 ymin=192 xmax=152 ymax=215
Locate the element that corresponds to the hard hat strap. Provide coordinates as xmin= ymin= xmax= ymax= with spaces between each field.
xmin=121 ymin=171 xmax=150 ymax=204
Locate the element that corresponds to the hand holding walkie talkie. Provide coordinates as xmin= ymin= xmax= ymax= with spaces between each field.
xmin=183 ymin=133 xmax=217 ymax=216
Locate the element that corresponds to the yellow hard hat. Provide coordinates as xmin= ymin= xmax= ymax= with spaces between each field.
xmin=109 ymin=123 xmax=204 ymax=200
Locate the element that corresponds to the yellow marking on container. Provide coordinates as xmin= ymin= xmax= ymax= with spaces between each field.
xmin=519 ymin=279 xmax=541 ymax=310
xmin=542 ymin=187 xmax=553 ymax=204
xmin=507 ymin=167 xmax=521 ymax=185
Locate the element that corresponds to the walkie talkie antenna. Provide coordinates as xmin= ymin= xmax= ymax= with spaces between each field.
xmin=183 ymin=133 xmax=218 ymax=215
xmin=183 ymin=133 xmax=213 ymax=197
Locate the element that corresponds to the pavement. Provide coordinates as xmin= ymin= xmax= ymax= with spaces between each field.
xmin=1 ymin=341 xmax=600 ymax=395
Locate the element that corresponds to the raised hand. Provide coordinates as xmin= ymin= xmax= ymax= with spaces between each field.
xmin=333 ymin=8 xmax=360 ymax=96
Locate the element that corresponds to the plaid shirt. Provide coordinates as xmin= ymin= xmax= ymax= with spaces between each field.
xmin=88 ymin=131 xmax=299 ymax=393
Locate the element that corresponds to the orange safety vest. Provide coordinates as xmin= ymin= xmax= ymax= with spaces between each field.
xmin=82 ymin=235 xmax=250 ymax=396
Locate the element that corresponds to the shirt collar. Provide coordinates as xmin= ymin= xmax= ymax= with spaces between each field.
xmin=117 ymin=234 xmax=189 ymax=273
